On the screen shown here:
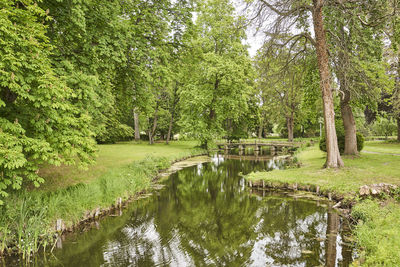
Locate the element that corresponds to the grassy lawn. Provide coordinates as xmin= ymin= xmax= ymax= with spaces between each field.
xmin=363 ymin=141 xmax=400 ymax=154
xmin=247 ymin=142 xmax=400 ymax=195
xmin=38 ymin=141 xmax=200 ymax=191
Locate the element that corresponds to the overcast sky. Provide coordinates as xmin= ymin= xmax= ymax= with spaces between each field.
xmin=233 ymin=0 xmax=265 ymax=57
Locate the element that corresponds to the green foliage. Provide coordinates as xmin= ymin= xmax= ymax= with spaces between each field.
xmin=372 ymin=116 xmax=397 ymax=138
xmin=0 ymin=0 xmax=96 ymax=203
xmin=255 ymin=41 xmax=320 ymax=140
xmin=179 ymin=0 xmax=254 ymax=147
xmin=319 ymin=131 xmax=364 ymax=154
xmin=96 ymin=121 xmax=134 ymax=144
xmin=41 ymin=0 xmax=134 ymax=143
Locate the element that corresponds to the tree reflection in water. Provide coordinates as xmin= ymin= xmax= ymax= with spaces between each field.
xmin=37 ymin=153 xmax=353 ymax=267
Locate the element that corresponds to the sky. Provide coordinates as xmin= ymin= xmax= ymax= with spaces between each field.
xmin=245 ymin=26 xmax=265 ymax=57
xmin=233 ymin=0 xmax=265 ymax=57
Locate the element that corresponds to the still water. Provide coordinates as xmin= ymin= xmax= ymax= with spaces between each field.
xmin=36 ymin=151 xmax=353 ymax=266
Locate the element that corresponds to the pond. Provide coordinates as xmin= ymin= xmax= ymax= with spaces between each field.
xmin=20 ymin=150 xmax=354 ymax=266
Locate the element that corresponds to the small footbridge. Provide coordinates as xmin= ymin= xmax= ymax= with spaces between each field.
xmin=215 ymin=140 xmax=302 ymax=153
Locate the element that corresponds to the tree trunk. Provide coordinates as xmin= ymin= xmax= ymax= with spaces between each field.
xmin=312 ymin=0 xmax=344 ymax=168
xmin=134 ymin=110 xmax=140 ymax=141
xmin=167 ymin=83 xmax=179 ymax=145
xmin=397 ymin=117 xmax=400 ymax=142
xmin=258 ymin=123 xmax=263 ymax=139
xmin=397 ymin=55 xmax=400 ymax=142
xmin=149 ymin=107 xmax=158 ymax=145
xmin=286 ymin=115 xmax=294 ymax=142
xmin=258 ymin=110 xmax=265 ymax=139
xmin=336 ymin=23 xmax=357 ymax=155
xmin=166 ymin=113 xmax=174 ymax=145
xmin=340 ymin=92 xmax=358 ymax=154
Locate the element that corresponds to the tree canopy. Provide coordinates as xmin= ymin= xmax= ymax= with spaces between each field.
xmin=1 ymin=0 xmax=400 ymax=200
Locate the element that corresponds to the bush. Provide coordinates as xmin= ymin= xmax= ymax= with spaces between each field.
xmin=97 ymin=121 xmax=134 ymax=144
xmin=319 ymin=132 xmax=364 ymax=154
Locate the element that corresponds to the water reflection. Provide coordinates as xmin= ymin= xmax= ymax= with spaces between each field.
xmin=23 ymin=152 xmax=352 ymax=267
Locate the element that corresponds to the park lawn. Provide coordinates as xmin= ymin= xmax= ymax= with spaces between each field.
xmin=38 ymin=140 xmax=200 ymax=191
xmin=363 ymin=140 xmax=400 ymax=154
xmin=246 ymin=142 xmax=400 ymax=195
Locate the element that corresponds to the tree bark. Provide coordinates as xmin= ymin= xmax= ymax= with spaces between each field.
xmin=258 ymin=123 xmax=263 ymax=139
xmin=258 ymin=110 xmax=266 ymax=139
xmin=167 ymin=83 xmax=179 ymax=145
xmin=337 ymin=24 xmax=357 ymax=155
xmin=166 ymin=113 xmax=174 ymax=145
xmin=340 ymin=91 xmax=358 ymax=154
xmin=397 ymin=117 xmax=400 ymax=142
xmin=286 ymin=114 xmax=294 ymax=142
xmin=312 ymin=0 xmax=344 ymax=168
xmin=149 ymin=107 xmax=158 ymax=145
xmin=134 ymin=110 xmax=140 ymax=141
xmin=397 ymin=55 xmax=400 ymax=142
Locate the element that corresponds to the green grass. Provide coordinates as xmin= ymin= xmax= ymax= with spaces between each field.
xmin=38 ymin=140 xmax=200 ymax=191
xmin=0 ymin=141 xmax=204 ymax=258
xmin=363 ymin=141 xmax=400 ymax=154
xmin=351 ymin=199 xmax=400 ymax=266
xmin=246 ymin=142 xmax=400 ymax=195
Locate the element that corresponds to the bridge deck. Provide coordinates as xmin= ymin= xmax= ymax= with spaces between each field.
xmin=215 ymin=142 xmax=300 ymax=149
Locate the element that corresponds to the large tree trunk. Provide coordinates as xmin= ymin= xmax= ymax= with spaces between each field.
xmin=134 ymin=110 xmax=140 ymax=141
xmin=340 ymin=91 xmax=358 ymax=154
xmin=286 ymin=114 xmax=294 ymax=142
xmin=312 ymin=0 xmax=344 ymax=168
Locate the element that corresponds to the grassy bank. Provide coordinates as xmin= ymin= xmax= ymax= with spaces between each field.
xmin=0 ymin=141 xmax=204 ymax=259
xmin=247 ymin=143 xmax=400 ymax=195
xmin=246 ymin=141 xmax=400 ymax=266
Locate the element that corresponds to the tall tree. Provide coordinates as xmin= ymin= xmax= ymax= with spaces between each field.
xmin=327 ymin=1 xmax=391 ymax=154
xmin=386 ymin=0 xmax=400 ymax=141
xmin=256 ymin=41 xmax=312 ymax=142
xmin=41 ymin=0 xmax=134 ymax=143
xmin=248 ymin=0 xmax=344 ymax=167
xmin=179 ymin=0 xmax=254 ymax=148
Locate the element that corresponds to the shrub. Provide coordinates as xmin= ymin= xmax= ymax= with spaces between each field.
xmin=319 ymin=132 xmax=364 ymax=154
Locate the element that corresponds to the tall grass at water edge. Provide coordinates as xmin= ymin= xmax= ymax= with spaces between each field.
xmin=0 ymin=148 xmax=204 ymax=259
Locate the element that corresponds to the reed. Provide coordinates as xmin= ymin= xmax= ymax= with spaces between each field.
xmin=0 ymin=145 xmax=205 ymax=260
